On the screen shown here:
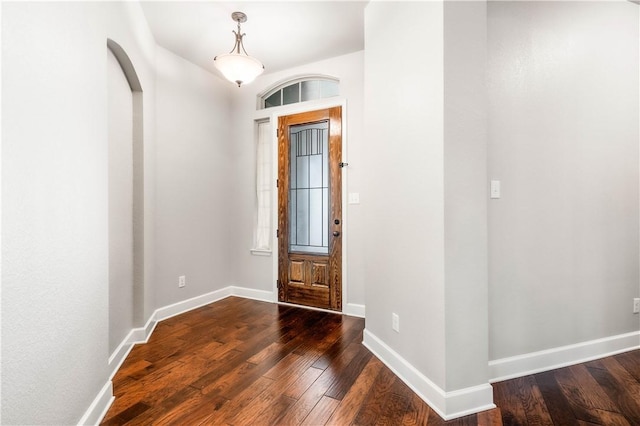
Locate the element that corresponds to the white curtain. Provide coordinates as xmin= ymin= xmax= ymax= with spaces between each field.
xmin=255 ymin=120 xmax=272 ymax=251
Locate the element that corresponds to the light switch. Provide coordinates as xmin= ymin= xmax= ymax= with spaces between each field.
xmin=490 ymin=180 xmax=501 ymax=199
xmin=348 ymin=193 xmax=360 ymax=204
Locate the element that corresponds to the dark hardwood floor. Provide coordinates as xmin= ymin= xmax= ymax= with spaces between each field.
xmin=101 ymin=296 xmax=640 ymax=425
xmin=494 ymin=349 xmax=640 ymax=426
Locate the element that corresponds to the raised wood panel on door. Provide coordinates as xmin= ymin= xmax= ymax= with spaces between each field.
xmin=287 ymin=254 xmax=331 ymax=308
xmin=278 ymin=106 xmax=342 ymax=311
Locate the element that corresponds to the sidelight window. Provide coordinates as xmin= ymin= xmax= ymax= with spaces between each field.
xmin=253 ymin=120 xmax=272 ymax=253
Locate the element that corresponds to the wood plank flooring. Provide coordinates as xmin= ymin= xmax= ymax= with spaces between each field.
xmin=494 ymin=349 xmax=640 ymax=425
xmin=102 ymin=296 xmax=640 ymax=425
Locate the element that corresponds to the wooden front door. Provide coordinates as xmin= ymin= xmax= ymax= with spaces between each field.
xmin=278 ymin=107 xmax=342 ymax=311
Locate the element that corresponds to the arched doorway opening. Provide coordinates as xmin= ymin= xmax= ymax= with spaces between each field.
xmin=107 ymin=39 xmax=144 ymax=356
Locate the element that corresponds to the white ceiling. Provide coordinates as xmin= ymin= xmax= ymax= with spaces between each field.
xmin=139 ymin=1 xmax=367 ymax=79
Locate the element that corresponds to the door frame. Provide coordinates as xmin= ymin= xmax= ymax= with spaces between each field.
xmin=268 ymin=98 xmax=349 ymax=313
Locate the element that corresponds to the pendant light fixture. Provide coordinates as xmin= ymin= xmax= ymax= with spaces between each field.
xmin=214 ymin=11 xmax=264 ymax=87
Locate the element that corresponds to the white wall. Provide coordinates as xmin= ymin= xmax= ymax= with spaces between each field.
xmin=443 ymin=0 xmax=490 ymax=392
xmin=488 ymin=1 xmax=640 ymax=361
xmin=1 ymin=2 xmax=156 ymax=423
xmin=229 ymin=51 xmax=365 ymax=309
xmin=107 ymin=48 xmax=135 ymax=353
xmin=154 ymin=46 xmax=233 ymax=309
xmin=363 ymin=0 xmax=447 ymax=388
xmin=363 ymin=3 xmax=495 ymax=417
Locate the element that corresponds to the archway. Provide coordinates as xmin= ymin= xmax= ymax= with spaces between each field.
xmin=107 ymin=39 xmax=144 ymax=355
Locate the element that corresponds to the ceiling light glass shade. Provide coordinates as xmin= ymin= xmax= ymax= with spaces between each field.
xmin=214 ymin=53 xmax=264 ymax=87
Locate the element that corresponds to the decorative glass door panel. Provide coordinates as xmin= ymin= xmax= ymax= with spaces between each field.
xmin=289 ymin=122 xmax=329 ymax=255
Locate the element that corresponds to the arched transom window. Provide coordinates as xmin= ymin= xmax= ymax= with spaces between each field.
xmin=259 ymin=77 xmax=339 ymax=109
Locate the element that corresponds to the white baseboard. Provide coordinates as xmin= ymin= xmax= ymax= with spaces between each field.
xmin=363 ymin=329 xmax=495 ymax=421
xmin=108 ymin=335 xmax=135 ymax=379
xmin=489 ymin=330 xmax=640 ymax=382
xmin=344 ymin=302 xmax=365 ymax=318
xmin=108 ymin=315 xmax=158 ymax=379
xmin=77 ymin=381 xmax=114 ymax=426
xmin=155 ymin=287 xmax=233 ymax=321
xmin=130 ymin=315 xmax=158 ymax=344
xmin=229 ymin=286 xmax=275 ymax=303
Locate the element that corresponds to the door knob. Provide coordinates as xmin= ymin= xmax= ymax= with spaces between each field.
xmin=333 ymin=231 xmax=340 ymax=237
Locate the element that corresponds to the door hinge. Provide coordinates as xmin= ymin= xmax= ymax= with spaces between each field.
xmin=277 ymin=279 xmax=281 ymax=289
xmin=277 ymin=129 xmax=279 ymax=137
xmin=276 ymin=229 xmax=279 ymax=238
xmin=276 ymin=179 xmax=279 ymax=188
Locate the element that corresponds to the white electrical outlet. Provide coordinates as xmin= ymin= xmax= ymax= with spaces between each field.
xmin=633 ymin=298 xmax=640 ymax=314
xmin=179 ymin=275 xmax=186 ymax=288
xmin=392 ymin=313 xmax=400 ymax=333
